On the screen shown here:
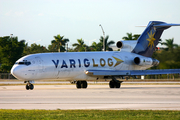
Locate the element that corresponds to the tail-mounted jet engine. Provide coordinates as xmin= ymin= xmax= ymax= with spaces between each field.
xmin=134 ymin=57 xmax=159 ymax=66
xmin=116 ymin=40 xmax=137 ymax=52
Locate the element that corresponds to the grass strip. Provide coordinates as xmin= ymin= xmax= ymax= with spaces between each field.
xmin=0 ymin=110 xmax=179 ymax=120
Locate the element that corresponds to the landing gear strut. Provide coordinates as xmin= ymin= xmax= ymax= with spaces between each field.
xmin=24 ymin=81 xmax=34 ymax=90
xmin=76 ymin=81 xmax=88 ymax=89
xmin=109 ymin=77 xmax=122 ymax=88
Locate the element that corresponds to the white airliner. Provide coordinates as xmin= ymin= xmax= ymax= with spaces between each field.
xmin=11 ymin=21 xmax=180 ymax=90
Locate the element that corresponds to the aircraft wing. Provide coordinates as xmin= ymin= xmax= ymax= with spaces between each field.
xmin=85 ymin=69 xmax=180 ymax=76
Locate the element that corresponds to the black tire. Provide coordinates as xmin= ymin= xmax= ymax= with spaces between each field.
xmin=115 ymin=82 xmax=121 ymax=88
xmin=82 ymin=81 xmax=88 ymax=88
xmin=26 ymin=84 xmax=30 ymax=90
xmin=29 ymin=84 xmax=34 ymax=90
xmin=76 ymin=81 xmax=81 ymax=89
xmin=109 ymin=81 xmax=115 ymax=88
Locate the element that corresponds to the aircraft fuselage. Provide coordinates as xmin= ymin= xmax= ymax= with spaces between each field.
xmin=11 ymin=51 xmax=152 ymax=81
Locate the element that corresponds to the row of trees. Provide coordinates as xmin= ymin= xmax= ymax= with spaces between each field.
xmin=48 ymin=33 xmax=140 ymax=52
xmin=152 ymin=38 xmax=180 ymax=69
xmin=48 ymin=35 xmax=115 ymax=52
xmin=0 ymin=34 xmax=115 ymax=72
xmin=0 ymin=33 xmax=180 ymax=73
xmin=0 ymin=36 xmax=25 ymax=72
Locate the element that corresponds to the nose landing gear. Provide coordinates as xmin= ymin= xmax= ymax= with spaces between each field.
xmin=24 ymin=81 xmax=34 ymax=90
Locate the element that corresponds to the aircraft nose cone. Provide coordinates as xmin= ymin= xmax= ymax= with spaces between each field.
xmin=11 ymin=65 xmax=21 ymax=79
xmin=11 ymin=66 xmax=17 ymax=76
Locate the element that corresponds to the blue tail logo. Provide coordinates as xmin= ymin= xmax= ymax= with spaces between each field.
xmin=132 ymin=21 xmax=180 ymax=57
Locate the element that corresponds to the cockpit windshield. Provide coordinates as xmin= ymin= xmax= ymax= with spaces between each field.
xmin=15 ymin=60 xmax=31 ymax=66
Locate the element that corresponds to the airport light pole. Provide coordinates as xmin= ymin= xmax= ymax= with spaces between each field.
xmin=9 ymin=34 xmax=13 ymax=79
xmin=99 ymin=24 xmax=105 ymax=51
xmin=66 ymin=43 xmax=68 ymax=52
xmin=10 ymin=34 xmax=13 ymax=41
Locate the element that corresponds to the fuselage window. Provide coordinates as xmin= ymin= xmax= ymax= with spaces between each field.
xmin=25 ymin=61 xmax=31 ymax=65
xmin=15 ymin=61 xmax=31 ymax=66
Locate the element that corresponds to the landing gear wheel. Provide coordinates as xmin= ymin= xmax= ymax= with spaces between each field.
xmin=115 ymin=82 xmax=120 ymax=88
xmin=109 ymin=80 xmax=121 ymax=88
xmin=109 ymin=81 xmax=115 ymax=88
xmin=29 ymin=84 xmax=34 ymax=90
xmin=81 ymin=81 xmax=88 ymax=88
xmin=26 ymin=84 xmax=30 ymax=90
xmin=76 ymin=81 xmax=81 ymax=89
xmin=76 ymin=81 xmax=88 ymax=89
xmin=25 ymin=82 xmax=34 ymax=90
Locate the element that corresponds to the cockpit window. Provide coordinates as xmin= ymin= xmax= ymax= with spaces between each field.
xmin=15 ymin=61 xmax=31 ymax=66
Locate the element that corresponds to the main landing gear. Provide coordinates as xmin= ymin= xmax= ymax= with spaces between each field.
xmin=76 ymin=81 xmax=88 ymax=89
xmin=24 ymin=81 xmax=34 ymax=90
xmin=109 ymin=77 xmax=122 ymax=88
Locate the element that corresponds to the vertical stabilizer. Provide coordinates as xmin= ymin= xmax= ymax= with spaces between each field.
xmin=132 ymin=21 xmax=180 ymax=57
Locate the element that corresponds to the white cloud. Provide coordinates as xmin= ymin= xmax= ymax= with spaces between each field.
xmin=38 ymin=13 xmax=44 ymax=16
xmin=15 ymin=11 xmax=24 ymax=16
xmin=5 ymin=10 xmax=12 ymax=16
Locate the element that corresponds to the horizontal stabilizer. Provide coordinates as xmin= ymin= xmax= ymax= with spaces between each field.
xmin=154 ymin=23 xmax=180 ymax=27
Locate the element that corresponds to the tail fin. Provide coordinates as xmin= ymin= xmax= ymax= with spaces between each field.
xmin=132 ymin=21 xmax=180 ymax=57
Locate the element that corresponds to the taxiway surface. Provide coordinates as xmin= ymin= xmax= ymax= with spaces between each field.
xmin=0 ymin=84 xmax=180 ymax=110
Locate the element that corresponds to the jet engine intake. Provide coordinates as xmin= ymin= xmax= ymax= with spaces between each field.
xmin=116 ymin=41 xmax=123 ymax=48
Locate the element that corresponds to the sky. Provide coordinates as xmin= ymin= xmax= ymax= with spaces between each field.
xmin=1 ymin=0 xmax=180 ymax=48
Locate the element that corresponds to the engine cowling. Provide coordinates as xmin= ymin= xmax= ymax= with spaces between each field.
xmin=116 ymin=40 xmax=137 ymax=52
xmin=116 ymin=41 xmax=123 ymax=48
xmin=134 ymin=57 xmax=159 ymax=66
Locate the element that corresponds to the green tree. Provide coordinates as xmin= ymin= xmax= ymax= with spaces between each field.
xmin=99 ymin=35 xmax=115 ymax=51
xmin=161 ymin=38 xmax=178 ymax=51
xmin=152 ymin=39 xmax=180 ymax=70
xmin=153 ymin=47 xmax=180 ymax=69
xmin=90 ymin=42 xmax=102 ymax=51
xmin=23 ymin=43 xmax=48 ymax=56
xmin=122 ymin=33 xmax=140 ymax=40
xmin=72 ymin=38 xmax=87 ymax=52
xmin=49 ymin=34 xmax=69 ymax=52
xmin=133 ymin=34 xmax=141 ymax=40
xmin=0 ymin=46 xmax=2 ymax=64
xmin=0 ymin=36 xmax=25 ymax=72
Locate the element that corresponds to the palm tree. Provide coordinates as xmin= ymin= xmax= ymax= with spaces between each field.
xmin=90 ymin=42 xmax=102 ymax=51
xmin=122 ymin=33 xmax=140 ymax=40
xmin=51 ymin=34 xmax=69 ymax=52
xmin=72 ymin=38 xmax=87 ymax=52
xmin=99 ymin=35 xmax=115 ymax=51
xmin=133 ymin=34 xmax=141 ymax=40
xmin=161 ymin=38 xmax=178 ymax=51
xmin=122 ymin=33 xmax=133 ymax=40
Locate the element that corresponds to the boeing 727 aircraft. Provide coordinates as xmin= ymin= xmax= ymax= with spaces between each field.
xmin=11 ymin=21 xmax=180 ymax=90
